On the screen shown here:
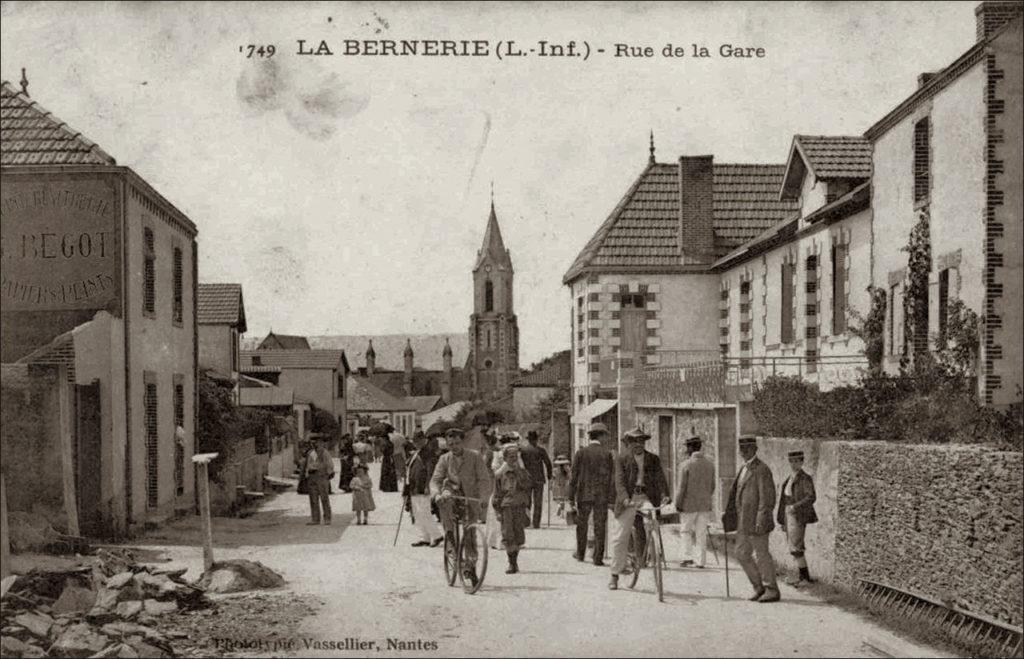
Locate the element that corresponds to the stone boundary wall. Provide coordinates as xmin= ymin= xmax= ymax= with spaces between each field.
xmin=760 ymin=438 xmax=1023 ymax=628
xmin=835 ymin=441 xmax=1023 ymax=628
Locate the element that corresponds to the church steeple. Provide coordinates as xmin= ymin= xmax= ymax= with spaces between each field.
xmin=474 ymin=196 xmax=512 ymax=271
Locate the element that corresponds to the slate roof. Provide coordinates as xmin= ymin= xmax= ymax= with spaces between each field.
xmin=197 ymin=283 xmax=247 ymax=331
xmin=563 ymin=160 xmax=798 ymax=282
xmin=347 ymin=375 xmax=418 ymax=412
xmin=258 ymin=333 xmax=310 ymax=350
xmin=240 ymin=349 xmax=349 ymax=371
xmin=0 ymin=81 xmax=116 ymax=166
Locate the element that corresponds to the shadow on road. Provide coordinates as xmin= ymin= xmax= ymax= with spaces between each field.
xmin=133 ymin=508 xmax=351 ymax=548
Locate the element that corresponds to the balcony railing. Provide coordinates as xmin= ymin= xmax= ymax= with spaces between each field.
xmin=636 ymin=350 xmax=870 ymax=406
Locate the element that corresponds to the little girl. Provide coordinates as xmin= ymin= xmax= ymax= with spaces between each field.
xmin=551 ymin=456 xmax=571 ymax=519
xmin=350 ymin=464 xmax=375 ymax=525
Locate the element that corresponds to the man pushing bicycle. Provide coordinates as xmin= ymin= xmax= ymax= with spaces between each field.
xmin=430 ymin=427 xmax=493 ymax=587
xmin=608 ymin=427 xmax=671 ymax=591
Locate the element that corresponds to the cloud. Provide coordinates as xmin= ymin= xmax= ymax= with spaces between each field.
xmin=236 ymin=58 xmax=369 ymax=140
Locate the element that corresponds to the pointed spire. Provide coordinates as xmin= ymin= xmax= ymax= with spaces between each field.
xmin=649 ymin=130 xmax=655 ymax=164
xmin=365 ymin=339 xmax=375 ymax=357
xmin=443 ymin=337 xmax=452 ymax=356
xmin=476 ymin=195 xmax=510 ymax=270
xmin=404 ymin=338 xmax=414 ymax=357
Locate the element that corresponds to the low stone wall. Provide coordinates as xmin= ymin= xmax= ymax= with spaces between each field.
xmin=835 ymin=442 xmax=1023 ymax=628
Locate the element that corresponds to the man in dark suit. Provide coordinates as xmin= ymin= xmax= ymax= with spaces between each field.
xmin=520 ymin=430 xmax=553 ymax=529
xmin=567 ymin=423 xmax=615 ymax=566
xmin=725 ymin=435 xmax=780 ymax=602
xmin=778 ymin=450 xmax=818 ymax=587
xmin=608 ymin=427 xmax=670 ymax=591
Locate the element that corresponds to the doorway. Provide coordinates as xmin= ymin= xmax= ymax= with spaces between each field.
xmin=75 ymin=382 xmax=103 ymax=536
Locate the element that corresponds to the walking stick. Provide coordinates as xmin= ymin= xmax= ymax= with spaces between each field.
xmin=707 ymin=524 xmax=720 ymax=566
xmin=392 ymin=497 xmax=405 ymax=547
xmin=724 ymin=530 xmax=730 ymax=598
xmin=546 ymin=483 xmax=551 ymax=528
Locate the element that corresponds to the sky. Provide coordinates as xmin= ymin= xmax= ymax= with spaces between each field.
xmin=0 ymin=1 xmax=978 ymax=366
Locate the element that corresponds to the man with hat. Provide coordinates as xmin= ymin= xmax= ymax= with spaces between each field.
xmin=674 ymin=435 xmax=716 ymax=568
xmin=520 ymin=430 xmax=553 ymax=529
xmin=430 ymin=427 xmax=493 ymax=587
xmin=568 ymin=422 xmax=615 ymax=566
xmin=406 ymin=430 xmax=443 ymax=547
xmin=777 ymin=450 xmax=818 ymax=587
xmin=724 ymin=434 xmax=780 ymax=602
xmin=302 ymin=435 xmax=335 ymax=525
xmin=492 ymin=441 xmax=534 ymax=574
xmin=608 ymin=427 xmax=671 ymax=591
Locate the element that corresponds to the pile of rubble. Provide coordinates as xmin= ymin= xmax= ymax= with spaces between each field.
xmin=1 ymin=548 xmax=211 ymax=658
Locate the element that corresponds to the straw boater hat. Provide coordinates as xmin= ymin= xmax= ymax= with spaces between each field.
xmin=788 ymin=450 xmax=805 ymax=460
xmin=738 ymin=434 xmax=758 ymax=448
xmin=553 ymin=454 xmax=570 ymax=466
xmin=623 ymin=426 xmax=650 ymax=442
xmin=501 ymin=442 xmax=520 ymax=456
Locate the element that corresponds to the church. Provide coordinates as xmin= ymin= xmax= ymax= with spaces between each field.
xmin=275 ymin=200 xmax=521 ymax=406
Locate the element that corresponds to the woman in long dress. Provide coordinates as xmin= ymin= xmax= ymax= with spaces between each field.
xmin=337 ymin=435 xmax=355 ymax=493
xmin=378 ymin=434 xmax=398 ymax=492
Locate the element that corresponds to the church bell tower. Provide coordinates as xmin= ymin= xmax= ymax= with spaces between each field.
xmin=469 ymin=198 xmax=519 ymax=399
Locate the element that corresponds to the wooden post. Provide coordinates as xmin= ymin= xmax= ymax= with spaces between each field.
xmin=1 ymin=473 xmax=10 ymax=578
xmin=192 ymin=452 xmax=219 ymax=572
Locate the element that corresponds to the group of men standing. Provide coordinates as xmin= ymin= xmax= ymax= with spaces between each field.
xmin=565 ymin=422 xmax=817 ymax=601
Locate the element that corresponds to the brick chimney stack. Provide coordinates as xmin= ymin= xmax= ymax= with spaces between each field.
xmin=678 ymin=155 xmax=716 ymax=265
xmin=976 ymin=1 xmax=1023 ymax=41
xmin=917 ymin=72 xmax=937 ymax=88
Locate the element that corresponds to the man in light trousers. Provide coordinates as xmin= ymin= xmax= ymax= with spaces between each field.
xmin=674 ymin=436 xmax=715 ymax=568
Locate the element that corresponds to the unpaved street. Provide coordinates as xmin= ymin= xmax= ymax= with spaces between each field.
xmin=131 ymin=463 xmax=945 ymax=658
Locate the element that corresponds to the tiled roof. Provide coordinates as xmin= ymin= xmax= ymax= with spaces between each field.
xmin=421 ymin=401 xmax=470 ymax=428
xmin=197 ymin=283 xmax=246 ymax=330
xmin=258 ymin=333 xmax=310 ymax=350
xmin=0 ymin=81 xmax=116 ymax=166
xmin=514 ymin=351 xmax=571 ymax=387
xmin=254 ymin=334 xmax=473 ymax=372
xmin=347 ymin=375 xmax=418 ymax=412
xmin=563 ymin=161 xmax=798 ymax=282
xmin=793 ymin=135 xmax=872 ymax=179
xmin=240 ymin=349 xmax=348 ymax=371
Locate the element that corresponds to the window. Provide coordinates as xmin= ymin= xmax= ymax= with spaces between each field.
xmin=619 ymin=284 xmax=646 ymax=309
xmin=889 ymin=283 xmax=906 ymax=356
xmin=577 ymin=348 xmax=584 ymax=358
xmin=913 ymin=116 xmax=930 ymax=204
xmin=145 ymin=378 xmax=159 ymax=509
xmin=646 ymin=327 xmax=658 ymax=337
xmin=588 ymin=363 xmax=600 ymax=373
xmin=578 ymin=394 xmax=585 ymax=406
xmin=173 ymin=377 xmax=184 ymax=496
xmin=611 ymin=311 xmax=621 ymax=320
xmin=143 ymin=228 xmax=155 ymax=316
xmin=577 ymin=296 xmax=584 ymax=309
xmin=611 ymin=328 xmax=621 ymax=338
xmin=588 ymin=310 xmax=600 ymax=320
xmin=484 ymin=359 xmax=493 ymax=369
xmin=781 ymin=263 xmax=795 ymax=344
xmin=588 ymin=328 xmax=600 ymax=338
xmin=172 ymin=246 xmax=183 ymax=325
xmin=486 ymin=328 xmax=492 ymax=348
xmin=252 ymin=355 xmax=262 ymax=366
xmin=588 ymin=292 xmax=599 ymax=302
xmin=485 ymin=280 xmax=494 ymax=312
xmin=938 ymin=268 xmax=950 ymax=345
xmin=577 ymin=331 xmax=584 ymax=343
xmin=645 ymin=310 xmax=657 ymax=319
xmin=589 ymin=345 xmax=600 ymax=355
xmin=832 ymin=243 xmax=848 ymax=335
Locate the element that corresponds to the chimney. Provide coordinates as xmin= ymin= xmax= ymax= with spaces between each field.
xmin=19 ymin=68 xmax=29 ymax=96
xmin=917 ymin=72 xmax=937 ymax=88
xmin=976 ymin=1 xmax=1024 ymax=41
xmin=441 ymin=338 xmax=453 ymax=403
xmin=678 ymin=155 xmax=716 ymax=265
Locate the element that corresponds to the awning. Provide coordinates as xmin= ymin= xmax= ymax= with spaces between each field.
xmin=571 ymin=398 xmax=618 ymax=425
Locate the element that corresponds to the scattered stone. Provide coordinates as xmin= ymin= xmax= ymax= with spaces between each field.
xmin=51 ymin=622 xmax=109 ymax=657
xmin=52 ymin=583 xmax=97 ymax=615
xmin=1 ymin=574 xmax=18 ymax=599
xmin=90 ymin=642 xmax=140 ymax=658
xmin=142 ymin=599 xmax=177 ymax=615
xmin=196 ymin=559 xmax=284 ymax=594
xmin=150 ymin=566 xmax=188 ymax=581
xmin=114 ymin=601 xmax=143 ymax=620
xmin=92 ymin=587 xmax=119 ymax=612
xmin=2 ymin=635 xmax=42 ymax=658
xmin=105 ymin=572 xmax=134 ymax=590
xmin=12 ymin=611 xmax=54 ymax=638
xmin=126 ymin=639 xmax=170 ymax=658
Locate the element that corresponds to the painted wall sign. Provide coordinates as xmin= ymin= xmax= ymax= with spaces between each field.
xmin=1 ymin=175 xmax=121 ymax=311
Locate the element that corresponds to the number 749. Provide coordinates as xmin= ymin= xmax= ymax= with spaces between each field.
xmin=239 ymin=44 xmax=276 ymax=58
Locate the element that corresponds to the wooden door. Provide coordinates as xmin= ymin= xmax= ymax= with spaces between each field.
xmin=75 ymin=383 xmax=103 ymax=536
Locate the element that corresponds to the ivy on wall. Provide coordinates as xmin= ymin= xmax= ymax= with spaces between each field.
xmin=901 ymin=208 xmax=932 ymax=368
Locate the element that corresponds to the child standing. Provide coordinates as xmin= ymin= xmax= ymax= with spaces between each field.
xmin=551 ymin=455 xmax=571 ymax=519
xmin=350 ymin=464 xmax=375 ymax=525
xmin=492 ymin=443 xmax=533 ymax=574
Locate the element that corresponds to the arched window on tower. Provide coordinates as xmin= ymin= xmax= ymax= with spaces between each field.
xmin=485 ymin=279 xmax=494 ymax=312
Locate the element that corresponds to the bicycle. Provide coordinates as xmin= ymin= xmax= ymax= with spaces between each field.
xmin=626 ymin=501 xmax=673 ymax=602
xmin=439 ymin=495 xmax=489 ymax=594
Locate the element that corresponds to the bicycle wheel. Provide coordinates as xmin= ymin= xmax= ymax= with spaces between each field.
xmin=443 ymin=526 xmax=459 ymax=587
xmin=627 ymin=528 xmax=641 ymax=589
xmin=459 ymin=523 xmax=488 ymax=594
xmin=650 ymin=527 xmax=664 ymax=602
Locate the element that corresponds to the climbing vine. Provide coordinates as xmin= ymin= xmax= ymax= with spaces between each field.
xmin=849 ymin=286 xmax=887 ymax=374
xmin=901 ymin=209 xmax=931 ymax=369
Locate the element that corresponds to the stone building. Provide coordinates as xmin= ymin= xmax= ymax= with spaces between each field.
xmin=1 ymin=79 xmax=198 ymax=534
xmin=868 ymin=0 xmax=1022 ymax=407
xmin=468 ymin=201 xmax=520 ymax=400
xmin=197 ymin=283 xmax=246 ymax=379
xmin=239 ymin=349 xmax=349 ymax=426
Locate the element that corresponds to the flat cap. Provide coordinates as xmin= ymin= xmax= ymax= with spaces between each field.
xmin=787 ymin=450 xmax=805 ymax=459
xmin=685 ymin=436 xmax=702 ymax=447
xmin=588 ymin=422 xmax=609 ymax=436
xmin=738 ymin=434 xmax=758 ymax=447
xmin=446 ymin=427 xmax=465 ymax=438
